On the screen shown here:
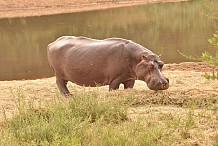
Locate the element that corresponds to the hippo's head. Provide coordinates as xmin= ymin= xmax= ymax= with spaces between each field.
xmin=135 ymin=54 xmax=169 ymax=90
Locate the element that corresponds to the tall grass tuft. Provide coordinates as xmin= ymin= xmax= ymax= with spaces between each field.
xmin=68 ymin=91 xmax=127 ymax=123
xmin=0 ymin=91 xmax=127 ymax=145
xmin=0 ymin=89 xmax=217 ymax=145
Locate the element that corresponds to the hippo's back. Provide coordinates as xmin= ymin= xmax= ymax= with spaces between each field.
xmin=47 ymin=36 xmax=131 ymax=57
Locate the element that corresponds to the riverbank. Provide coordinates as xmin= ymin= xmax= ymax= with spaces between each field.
xmin=0 ymin=0 xmax=189 ymax=19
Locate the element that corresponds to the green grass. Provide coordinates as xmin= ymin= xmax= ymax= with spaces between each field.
xmin=0 ymin=89 xmax=217 ymax=146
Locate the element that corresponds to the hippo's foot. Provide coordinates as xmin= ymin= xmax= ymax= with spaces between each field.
xmin=109 ymin=82 xmax=120 ymax=91
xmin=64 ymin=92 xmax=73 ymax=97
xmin=123 ymin=79 xmax=135 ymax=89
xmin=56 ymin=77 xmax=70 ymax=95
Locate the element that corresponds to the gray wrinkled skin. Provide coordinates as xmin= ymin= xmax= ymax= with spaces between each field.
xmin=47 ymin=36 xmax=169 ymax=95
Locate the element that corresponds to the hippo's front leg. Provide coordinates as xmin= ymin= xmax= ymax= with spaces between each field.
xmin=109 ymin=78 xmax=122 ymax=91
xmin=123 ymin=79 xmax=135 ymax=89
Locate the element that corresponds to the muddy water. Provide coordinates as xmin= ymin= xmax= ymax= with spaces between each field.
xmin=0 ymin=0 xmax=218 ymax=80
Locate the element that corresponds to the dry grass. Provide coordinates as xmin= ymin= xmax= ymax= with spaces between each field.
xmin=0 ymin=69 xmax=217 ymax=145
xmin=128 ymin=106 xmax=217 ymax=146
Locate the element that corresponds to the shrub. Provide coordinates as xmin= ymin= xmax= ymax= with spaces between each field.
xmin=201 ymin=31 xmax=218 ymax=79
xmin=179 ymin=31 xmax=218 ymax=80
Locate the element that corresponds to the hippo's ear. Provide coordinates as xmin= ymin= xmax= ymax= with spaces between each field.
xmin=158 ymin=54 xmax=162 ymax=58
xmin=117 ymin=43 xmax=125 ymax=49
xmin=141 ymin=54 xmax=148 ymax=61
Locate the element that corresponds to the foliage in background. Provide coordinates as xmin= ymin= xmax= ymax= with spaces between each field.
xmin=202 ymin=31 xmax=218 ymax=79
xmin=201 ymin=0 xmax=218 ymax=79
xmin=179 ymin=31 xmax=218 ymax=80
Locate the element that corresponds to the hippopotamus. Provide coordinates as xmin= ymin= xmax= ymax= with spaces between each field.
xmin=47 ymin=36 xmax=169 ymax=95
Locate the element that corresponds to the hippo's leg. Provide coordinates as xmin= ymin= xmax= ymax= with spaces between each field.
xmin=123 ymin=80 xmax=135 ymax=89
xmin=56 ymin=76 xmax=70 ymax=95
xmin=109 ymin=79 xmax=121 ymax=91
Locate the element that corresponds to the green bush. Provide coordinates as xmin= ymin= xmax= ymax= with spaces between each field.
xmin=179 ymin=31 xmax=218 ymax=80
xmin=201 ymin=31 xmax=218 ymax=79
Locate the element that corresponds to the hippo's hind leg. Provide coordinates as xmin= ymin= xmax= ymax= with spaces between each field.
xmin=123 ymin=80 xmax=135 ymax=89
xmin=56 ymin=76 xmax=70 ymax=96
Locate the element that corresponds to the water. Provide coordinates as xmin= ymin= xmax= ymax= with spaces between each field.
xmin=0 ymin=0 xmax=218 ymax=80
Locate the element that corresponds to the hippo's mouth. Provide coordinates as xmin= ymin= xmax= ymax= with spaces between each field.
xmin=146 ymin=78 xmax=169 ymax=91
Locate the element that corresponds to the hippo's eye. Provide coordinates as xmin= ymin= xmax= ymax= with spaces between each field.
xmin=148 ymin=63 xmax=154 ymax=70
xmin=159 ymin=63 xmax=163 ymax=69
xmin=156 ymin=61 xmax=164 ymax=69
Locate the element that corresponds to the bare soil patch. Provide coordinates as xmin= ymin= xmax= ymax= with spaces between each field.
xmin=0 ymin=0 xmax=189 ymax=19
xmin=164 ymin=62 xmax=217 ymax=72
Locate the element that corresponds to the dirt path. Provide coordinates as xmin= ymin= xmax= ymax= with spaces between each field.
xmin=164 ymin=62 xmax=217 ymax=72
xmin=0 ymin=0 xmax=189 ymax=19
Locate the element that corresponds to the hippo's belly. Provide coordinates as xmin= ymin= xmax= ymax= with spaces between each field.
xmin=62 ymin=47 xmax=115 ymax=86
xmin=65 ymin=61 xmax=109 ymax=87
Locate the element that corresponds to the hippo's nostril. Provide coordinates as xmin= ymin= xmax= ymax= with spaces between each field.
xmin=164 ymin=82 xmax=168 ymax=86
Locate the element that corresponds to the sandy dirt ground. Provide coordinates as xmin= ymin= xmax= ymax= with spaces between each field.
xmin=0 ymin=0 xmax=189 ymax=19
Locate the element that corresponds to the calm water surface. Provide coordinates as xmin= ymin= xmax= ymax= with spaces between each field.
xmin=0 ymin=0 xmax=218 ymax=80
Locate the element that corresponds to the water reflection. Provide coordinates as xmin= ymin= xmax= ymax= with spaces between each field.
xmin=0 ymin=0 xmax=218 ymax=80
